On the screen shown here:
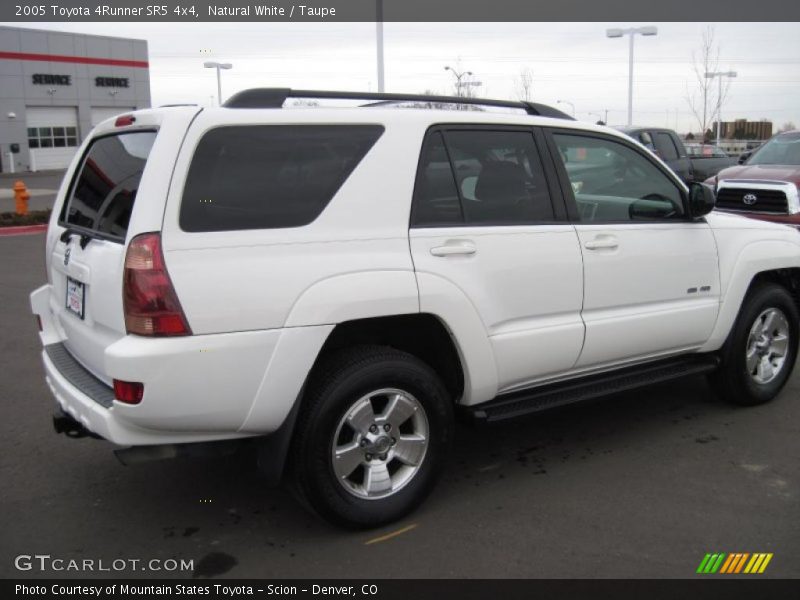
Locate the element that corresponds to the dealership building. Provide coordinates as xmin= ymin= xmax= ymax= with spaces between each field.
xmin=0 ymin=26 xmax=151 ymax=173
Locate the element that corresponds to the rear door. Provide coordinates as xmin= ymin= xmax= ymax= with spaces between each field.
xmin=46 ymin=107 xmax=201 ymax=382
xmin=409 ymin=126 xmax=585 ymax=393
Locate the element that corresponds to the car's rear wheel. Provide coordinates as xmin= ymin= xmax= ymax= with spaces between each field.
xmin=290 ymin=345 xmax=453 ymax=528
xmin=710 ymin=283 xmax=798 ymax=406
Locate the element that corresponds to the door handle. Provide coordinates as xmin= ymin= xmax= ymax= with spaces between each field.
xmin=430 ymin=241 xmax=477 ymax=257
xmin=584 ymin=236 xmax=619 ymax=251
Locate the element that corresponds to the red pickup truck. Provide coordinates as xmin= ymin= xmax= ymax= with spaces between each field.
xmin=707 ymin=130 xmax=800 ymax=230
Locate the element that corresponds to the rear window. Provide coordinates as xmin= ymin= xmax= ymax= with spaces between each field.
xmin=179 ymin=125 xmax=384 ymax=232
xmin=60 ymin=131 xmax=156 ymax=241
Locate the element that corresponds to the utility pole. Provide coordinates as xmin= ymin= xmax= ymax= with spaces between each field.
xmin=705 ymin=70 xmax=737 ymax=145
xmin=376 ymin=0 xmax=385 ymax=92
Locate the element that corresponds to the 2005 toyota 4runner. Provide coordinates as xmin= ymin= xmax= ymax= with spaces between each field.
xmin=31 ymin=89 xmax=800 ymax=527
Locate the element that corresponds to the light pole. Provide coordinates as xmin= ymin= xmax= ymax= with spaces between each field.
xmin=204 ymin=61 xmax=232 ymax=106
xmin=705 ymin=70 xmax=737 ymax=145
xmin=606 ymin=26 xmax=658 ymax=127
xmin=376 ymin=0 xmax=385 ymax=92
xmin=557 ymin=99 xmax=575 ymax=117
xmin=588 ymin=111 xmax=603 ymax=124
xmin=444 ymin=66 xmax=481 ymax=99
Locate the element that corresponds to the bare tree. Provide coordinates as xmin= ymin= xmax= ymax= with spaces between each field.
xmin=779 ymin=121 xmax=797 ymax=132
xmin=514 ymin=68 xmax=534 ymax=102
xmin=685 ymin=27 xmax=731 ymax=141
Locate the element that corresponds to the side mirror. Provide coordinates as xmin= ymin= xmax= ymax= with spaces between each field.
xmin=738 ymin=151 xmax=751 ymax=165
xmin=689 ymin=182 xmax=716 ymax=218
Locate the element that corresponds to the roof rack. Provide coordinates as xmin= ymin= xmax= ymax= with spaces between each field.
xmin=222 ymin=88 xmax=574 ymax=120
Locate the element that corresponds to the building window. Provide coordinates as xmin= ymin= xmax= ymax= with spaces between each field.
xmin=28 ymin=125 xmax=79 ymax=150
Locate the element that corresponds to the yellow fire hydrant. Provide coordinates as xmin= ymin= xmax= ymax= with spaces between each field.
xmin=14 ymin=180 xmax=30 ymax=216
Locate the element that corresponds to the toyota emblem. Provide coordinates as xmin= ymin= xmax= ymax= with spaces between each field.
xmin=743 ymin=193 xmax=758 ymax=205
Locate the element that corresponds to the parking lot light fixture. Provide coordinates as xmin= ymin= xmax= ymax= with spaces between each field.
xmin=445 ymin=65 xmax=481 ymax=99
xmin=606 ymin=26 xmax=658 ymax=126
xmin=705 ymin=71 xmax=738 ymax=145
xmin=557 ymin=100 xmax=575 ymax=117
xmin=204 ymin=61 xmax=233 ymax=106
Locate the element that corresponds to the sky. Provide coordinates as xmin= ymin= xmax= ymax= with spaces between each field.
xmin=11 ymin=21 xmax=800 ymax=134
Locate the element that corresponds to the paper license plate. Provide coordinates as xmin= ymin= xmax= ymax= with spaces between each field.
xmin=66 ymin=277 xmax=85 ymax=319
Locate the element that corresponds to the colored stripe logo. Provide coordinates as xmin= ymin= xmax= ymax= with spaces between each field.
xmin=697 ymin=553 xmax=773 ymax=574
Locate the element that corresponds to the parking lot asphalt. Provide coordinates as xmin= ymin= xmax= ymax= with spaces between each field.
xmin=0 ymin=231 xmax=798 ymax=579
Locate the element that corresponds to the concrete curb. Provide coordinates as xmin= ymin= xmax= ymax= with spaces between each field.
xmin=0 ymin=224 xmax=47 ymax=237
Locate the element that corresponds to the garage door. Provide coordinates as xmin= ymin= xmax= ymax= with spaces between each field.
xmin=91 ymin=107 xmax=135 ymax=127
xmin=26 ymin=107 xmax=80 ymax=171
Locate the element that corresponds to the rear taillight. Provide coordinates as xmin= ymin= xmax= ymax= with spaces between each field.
xmin=113 ymin=379 xmax=144 ymax=404
xmin=123 ymin=232 xmax=191 ymax=336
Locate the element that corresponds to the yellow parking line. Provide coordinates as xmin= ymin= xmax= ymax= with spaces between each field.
xmin=364 ymin=523 xmax=418 ymax=545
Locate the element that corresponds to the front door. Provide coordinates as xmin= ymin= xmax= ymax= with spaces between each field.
xmin=547 ymin=129 xmax=720 ymax=369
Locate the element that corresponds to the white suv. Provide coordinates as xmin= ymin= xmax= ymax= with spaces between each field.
xmin=30 ymin=89 xmax=800 ymax=528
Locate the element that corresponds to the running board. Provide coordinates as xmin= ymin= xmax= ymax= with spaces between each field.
xmin=469 ymin=355 xmax=720 ymax=424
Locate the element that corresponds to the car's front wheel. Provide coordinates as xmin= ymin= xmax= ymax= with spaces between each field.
xmin=290 ymin=345 xmax=453 ymax=528
xmin=710 ymin=282 xmax=799 ymax=406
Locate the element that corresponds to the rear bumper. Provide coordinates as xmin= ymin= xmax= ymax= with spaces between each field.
xmin=30 ymin=284 xmax=333 ymax=446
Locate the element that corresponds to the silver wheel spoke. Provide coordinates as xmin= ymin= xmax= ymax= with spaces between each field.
xmin=761 ymin=310 xmax=776 ymax=335
xmin=333 ymin=441 xmax=364 ymax=480
xmin=346 ymin=400 xmax=376 ymax=434
xmin=746 ymin=348 xmax=759 ymax=372
xmin=757 ymin=356 xmax=774 ymax=382
xmin=364 ymin=463 xmax=392 ymax=495
xmin=771 ymin=334 xmax=788 ymax=358
xmin=393 ymin=434 xmax=427 ymax=466
xmin=382 ymin=393 xmax=417 ymax=429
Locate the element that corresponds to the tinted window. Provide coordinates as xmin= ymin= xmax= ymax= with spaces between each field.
xmin=653 ymin=132 xmax=680 ymax=161
xmin=553 ymin=133 xmax=684 ymax=222
xmin=180 ymin=125 xmax=383 ymax=232
xmin=412 ymin=129 xmax=554 ymax=226
xmin=638 ymin=131 xmax=654 ymax=151
xmin=61 ymin=131 xmax=156 ymax=240
xmin=412 ymin=132 xmax=463 ymax=225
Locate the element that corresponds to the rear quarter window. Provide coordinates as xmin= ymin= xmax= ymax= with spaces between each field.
xmin=179 ymin=125 xmax=384 ymax=232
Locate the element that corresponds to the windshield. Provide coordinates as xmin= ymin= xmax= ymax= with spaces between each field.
xmin=748 ymin=132 xmax=800 ymax=166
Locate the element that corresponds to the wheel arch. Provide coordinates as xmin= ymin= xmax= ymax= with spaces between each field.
xmin=309 ymin=313 xmax=466 ymax=404
xmin=700 ymin=238 xmax=800 ymax=353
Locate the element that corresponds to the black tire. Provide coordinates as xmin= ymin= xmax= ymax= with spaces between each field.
xmin=709 ymin=283 xmax=799 ymax=406
xmin=290 ymin=345 xmax=454 ymax=528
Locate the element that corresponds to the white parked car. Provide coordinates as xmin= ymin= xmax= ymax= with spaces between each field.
xmin=30 ymin=90 xmax=800 ymax=527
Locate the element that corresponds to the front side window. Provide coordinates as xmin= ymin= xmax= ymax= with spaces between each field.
xmin=180 ymin=125 xmax=383 ymax=232
xmin=413 ymin=129 xmax=555 ymax=226
xmin=60 ymin=131 xmax=156 ymax=240
xmin=653 ymin=132 xmax=680 ymax=161
xmin=553 ymin=133 xmax=685 ymax=222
